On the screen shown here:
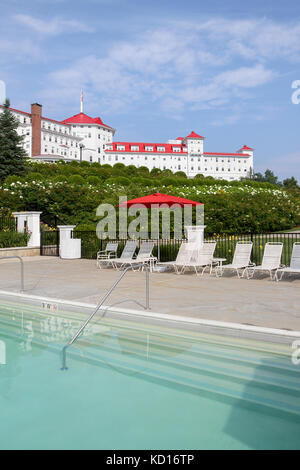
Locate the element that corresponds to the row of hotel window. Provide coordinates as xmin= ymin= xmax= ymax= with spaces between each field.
xmin=106 ymin=145 xmax=185 ymax=152
xmin=103 ymin=154 xmax=248 ymax=164
xmin=42 ymin=134 xmax=79 ymax=147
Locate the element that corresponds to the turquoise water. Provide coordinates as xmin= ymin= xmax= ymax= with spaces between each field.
xmin=0 ymin=299 xmax=300 ymax=450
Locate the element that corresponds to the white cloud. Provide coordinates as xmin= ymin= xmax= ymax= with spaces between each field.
xmin=13 ymin=14 xmax=93 ymax=35
xmin=37 ymin=17 xmax=300 ymax=118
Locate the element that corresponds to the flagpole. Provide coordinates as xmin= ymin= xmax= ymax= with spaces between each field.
xmin=80 ymin=89 xmax=83 ymax=113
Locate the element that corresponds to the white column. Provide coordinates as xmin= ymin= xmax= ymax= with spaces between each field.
xmin=185 ymin=225 xmax=206 ymax=248
xmin=12 ymin=211 xmax=42 ymax=247
xmin=57 ymin=225 xmax=81 ymax=259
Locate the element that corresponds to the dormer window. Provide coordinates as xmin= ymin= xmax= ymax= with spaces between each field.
xmin=172 ymin=147 xmax=181 ymax=152
xmin=145 ymin=146 xmax=153 ymax=152
xmin=157 ymin=146 xmax=165 ymax=152
xmin=131 ymin=145 xmax=139 ymax=151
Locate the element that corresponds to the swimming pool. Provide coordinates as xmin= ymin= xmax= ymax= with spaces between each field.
xmin=0 ymin=293 xmax=300 ymax=450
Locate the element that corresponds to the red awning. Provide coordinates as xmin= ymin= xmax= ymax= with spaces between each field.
xmin=119 ymin=193 xmax=203 ymax=208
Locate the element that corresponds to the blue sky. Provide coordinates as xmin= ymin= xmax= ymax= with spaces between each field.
xmin=1 ymin=0 xmax=300 ymax=180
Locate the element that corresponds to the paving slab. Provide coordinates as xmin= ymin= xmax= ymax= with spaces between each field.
xmin=0 ymin=256 xmax=299 ymax=331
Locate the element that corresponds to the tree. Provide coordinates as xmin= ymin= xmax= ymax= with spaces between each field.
xmin=253 ymin=169 xmax=279 ymax=185
xmin=0 ymin=99 xmax=27 ymax=180
xmin=283 ymin=177 xmax=298 ymax=190
xmin=264 ymin=169 xmax=278 ymax=185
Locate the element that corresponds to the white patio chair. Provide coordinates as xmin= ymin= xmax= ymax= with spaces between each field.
xmin=96 ymin=242 xmax=118 ymax=269
xmin=275 ymin=242 xmax=300 ymax=281
xmin=215 ymin=242 xmax=253 ymax=278
xmin=245 ymin=242 xmax=283 ymax=280
xmin=181 ymin=242 xmax=217 ymax=276
xmin=101 ymin=240 xmax=138 ymax=269
xmin=156 ymin=242 xmax=195 ymax=274
xmin=114 ymin=241 xmax=155 ymax=270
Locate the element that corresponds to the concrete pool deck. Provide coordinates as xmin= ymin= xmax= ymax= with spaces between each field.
xmin=0 ymin=256 xmax=299 ymax=331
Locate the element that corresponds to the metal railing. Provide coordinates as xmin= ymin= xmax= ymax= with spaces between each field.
xmin=61 ymin=263 xmax=150 ymax=370
xmin=0 ymin=256 xmax=24 ymax=292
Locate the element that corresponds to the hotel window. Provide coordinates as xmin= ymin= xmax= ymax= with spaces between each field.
xmin=145 ymin=146 xmax=153 ymax=151
xmin=157 ymin=147 xmax=165 ymax=152
xmin=117 ymin=145 xmax=125 ymax=151
xmin=172 ymin=147 xmax=180 ymax=152
xmin=90 ymin=156 xmax=93 ymax=162
xmin=131 ymin=146 xmax=139 ymax=151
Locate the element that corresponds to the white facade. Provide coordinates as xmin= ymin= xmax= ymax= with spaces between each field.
xmin=104 ymin=133 xmax=254 ymax=181
xmin=0 ymin=103 xmax=253 ymax=180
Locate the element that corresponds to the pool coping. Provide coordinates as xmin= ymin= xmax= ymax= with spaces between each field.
xmin=0 ymin=289 xmax=300 ymax=339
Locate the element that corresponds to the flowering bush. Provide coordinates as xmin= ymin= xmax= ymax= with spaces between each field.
xmin=0 ymin=167 xmax=299 ymax=233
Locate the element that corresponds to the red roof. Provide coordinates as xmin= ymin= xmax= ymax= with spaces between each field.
xmin=204 ymin=152 xmax=250 ymax=157
xmin=119 ymin=193 xmax=203 ymax=208
xmin=186 ymin=131 xmax=204 ymax=139
xmin=0 ymin=105 xmax=71 ymax=126
xmin=61 ymin=112 xmax=113 ymax=129
xmin=239 ymin=145 xmax=253 ymax=151
xmin=105 ymin=142 xmax=187 ymax=154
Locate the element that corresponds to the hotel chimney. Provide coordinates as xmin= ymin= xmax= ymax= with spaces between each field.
xmin=31 ymin=103 xmax=42 ymax=157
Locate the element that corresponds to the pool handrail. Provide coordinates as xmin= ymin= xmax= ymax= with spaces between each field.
xmin=0 ymin=256 xmax=24 ymax=292
xmin=61 ymin=263 xmax=150 ymax=370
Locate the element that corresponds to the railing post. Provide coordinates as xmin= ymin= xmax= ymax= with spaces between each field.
xmin=146 ymin=266 xmax=150 ymax=310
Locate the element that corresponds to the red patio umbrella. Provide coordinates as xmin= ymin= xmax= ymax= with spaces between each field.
xmin=119 ymin=193 xmax=203 ymax=260
xmin=119 ymin=192 xmax=203 ymax=208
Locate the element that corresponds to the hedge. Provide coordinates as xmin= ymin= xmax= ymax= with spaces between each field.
xmin=0 ymin=231 xmax=30 ymax=248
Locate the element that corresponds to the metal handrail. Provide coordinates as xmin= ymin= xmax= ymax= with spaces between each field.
xmin=61 ymin=264 xmax=150 ymax=370
xmin=0 ymin=256 xmax=24 ymax=292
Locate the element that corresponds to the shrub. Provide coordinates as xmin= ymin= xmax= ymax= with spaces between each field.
xmin=87 ymin=176 xmax=102 ymax=186
xmin=26 ymin=172 xmax=44 ymax=181
xmin=0 ymin=231 xmax=29 ymax=248
xmin=69 ymin=175 xmax=85 ymax=185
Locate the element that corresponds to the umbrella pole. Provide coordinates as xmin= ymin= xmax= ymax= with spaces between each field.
xmin=158 ymin=229 xmax=160 ymax=262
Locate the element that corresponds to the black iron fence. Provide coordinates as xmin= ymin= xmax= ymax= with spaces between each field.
xmin=40 ymin=230 xmax=59 ymax=256
xmin=0 ymin=215 xmax=17 ymax=232
xmin=69 ymin=231 xmax=300 ymax=265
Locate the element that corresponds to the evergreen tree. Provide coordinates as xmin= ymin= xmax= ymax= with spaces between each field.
xmin=0 ymin=99 xmax=27 ymax=180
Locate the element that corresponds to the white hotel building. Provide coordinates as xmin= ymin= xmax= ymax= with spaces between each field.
xmin=0 ymin=102 xmax=254 ymax=180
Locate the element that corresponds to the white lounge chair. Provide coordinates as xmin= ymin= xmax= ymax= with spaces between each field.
xmin=113 ymin=241 xmax=155 ymax=270
xmin=96 ymin=242 xmax=118 ymax=269
xmin=245 ymin=242 xmax=283 ymax=280
xmin=275 ymin=242 xmax=300 ymax=281
xmin=156 ymin=242 xmax=195 ymax=274
xmin=181 ymin=242 xmax=217 ymax=276
xmin=100 ymin=240 xmax=137 ymax=269
xmin=215 ymin=242 xmax=253 ymax=278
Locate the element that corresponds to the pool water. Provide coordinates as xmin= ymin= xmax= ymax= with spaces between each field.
xmin=0 ymin=298 xmax=300 ymax=450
